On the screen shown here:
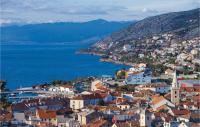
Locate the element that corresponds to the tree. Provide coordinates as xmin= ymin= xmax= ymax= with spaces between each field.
xmin=0 ymin=80 xmax=6 ymax=92
xmin=98 ymin=99 xmax=105 ymax=106
xmin=0 ymin=80 xmax=11 ymax=109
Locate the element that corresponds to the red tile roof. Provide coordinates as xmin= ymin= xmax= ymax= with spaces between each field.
xmin=72 ymin=93 xmax=106 ymax=100
xmin=172 ymin=109 xmax=190 ymax=116
xmin=37 ymin=109 xmax=56 ymax=119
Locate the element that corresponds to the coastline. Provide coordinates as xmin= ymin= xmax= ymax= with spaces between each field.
xmin=100 ymin=58 xmax=134 ymax=66
xmin=77 ymin=50 xmax=134 ymax=67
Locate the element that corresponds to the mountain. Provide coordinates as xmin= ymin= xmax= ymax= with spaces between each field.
xmin=92 ymin=8 xmax=199 ymax=50
xmin=0 ymin=19 xmax=132 ymax=43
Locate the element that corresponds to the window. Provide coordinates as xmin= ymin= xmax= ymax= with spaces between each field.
xmin=175 ymin=96 xmax=177 ymax=98
xmin=175 ymin=91 xmax=177 ymax=94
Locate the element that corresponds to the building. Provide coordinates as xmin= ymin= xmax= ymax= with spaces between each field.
xmin=91 ymin=80 xmax=108 ymax=91
xmin=151 ymin=95 xmax=175 ymax=111
xmin=123 ymin=44 xmax=132 ymax=52
xmin=70 ymin=93 xmax=111 ymax=110
xmin=171 ymin=71 xmax=180 ymax=105
xmin=77 ymin=110 xmax=99 ymax=126
xmin=49 ymin=85 xmax=74 ymax=95
xmin=125 ymin=72 xmax=151 ymax=85
xmin=139 ymin=109 xmax=154 ymax=127
xmin=36 ymin=108 xmax=57 ymax=126
xmin=125 ymin=64 xmax=152 ymax=85
xmin=135 ymin=83 xmax=171 ymax=94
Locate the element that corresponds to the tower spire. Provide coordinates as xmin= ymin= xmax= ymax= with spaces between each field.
xmin=172 ymin=70 xmax=178 ymax=88
xmin=171 ymin=70 xmax=180 ymax=105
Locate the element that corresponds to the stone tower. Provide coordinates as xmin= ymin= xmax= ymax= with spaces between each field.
xmin=171 ymin=70 xmax=180 ymax=105
xmin=140 ymin=109 xmax=154 ymax=127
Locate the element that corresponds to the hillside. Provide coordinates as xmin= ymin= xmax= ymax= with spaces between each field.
xmin=80 ymin=8 xmax=199 ymax=68
xmin=0 ymin=19 xmax=132 ymax=43
xmin=91 ymin=8 xmax=199 ymax=51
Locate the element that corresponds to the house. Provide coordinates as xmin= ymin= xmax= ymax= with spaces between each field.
xmin=139 ymin=109 xmax=155 ymax=127
xmin=13 ymin=112 xmax=26 ymax=124
xmin=0 ymin=110 xmax=12 ymax=122
xmin=87 ymin=118 xmax=109 ymax=127
xmin=59 ymin=85 xmax=74 ymax=95
xmin=169 ymin=109 xmax=190 ymax=119
xmin=151 ymin=95 xmax=175 ymax=111
xmin=91 ymin=80 xmax=108 ymax=91
xmin=179 ymin=80 xmax=200 ymax=88
xmin=56 ymin=115 xmax=80 ymax=127
xmin=123 ymin=44 xmax=132 ymax=52
xmin=70 ymin=92 xmax=111 ymax=110
xmin=125 ymin=65 xmax=152 ymax=85
xmin=125 ymin=72 xmax=151 ymax=85
xmin=165 ymin=69 xmax=174 ymax=76
xmin=49 ymin=85 xmax=74 ymax=95
xmin=107 ymin=97 xmax=130 ymax=110
xmin=36 ymin=108 xmax=57 ymax=126
xmin=135 ymin=83 xmax=171 ymax=94
xmin=77 ymin=110 xmax=99 ymax=126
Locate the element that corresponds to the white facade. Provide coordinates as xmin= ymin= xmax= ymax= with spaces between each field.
xmin=139 ymin=109 xmax=154 ymax=127
xmin=125 ymin=72 xmax=151 ymax=85
xmin=123 ymin=44 xmax=132 ymax=52
xmin=70 ymin=99 xmax=85 ymax=110
xmin=136 ymin=84 xmax=170 ymax=94
xmin=49 ymin=86 xmax=74 ymax=95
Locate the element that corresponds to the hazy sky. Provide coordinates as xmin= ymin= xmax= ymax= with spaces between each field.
xmin=0 ymin=0 xmax=199 ymax=24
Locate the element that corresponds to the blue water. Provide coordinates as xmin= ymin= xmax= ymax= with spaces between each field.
xmin=1 ymin=42 xmax=128 ymax=89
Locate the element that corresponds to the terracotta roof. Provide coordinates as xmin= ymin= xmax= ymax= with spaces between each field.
xmin=191 ymin=123 xmax=200 ymax=127
xmin=138 ymin=83 xmax=169 ymax=88
xmin=0 ymin=110 xmax=12 ymax=121
xmin=114 ymin=121 xmax=139 ymax=127
xmin=72 ymin=93 xmax=106 ymax=100
xmin=172 ymin=109 xmax=190 ymax=116
xmin=88 ymin=118 xmax=107 ymax=127
xmin=108 ymin=97 xmax=128 ymax=105
xmin=95 ymin=82 xmax=109 ymax=91
xmin=37 ymin=109 xmax=56 ymax=119
xmin=151 ymin=96 xmax=166 ymax=105
xmin=180 ymin=86 xmax=200 ymax=93
xmin=193 ymin=95 xmax=200 ymax=102
xmin=60 ymin=85 xmax=73 ymax=89
xmin=164 ymin=93 xmax=171 ymax=100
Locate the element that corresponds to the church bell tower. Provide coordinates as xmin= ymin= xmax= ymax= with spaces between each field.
xmin=171 ymin=70 xmax=180 ymax=105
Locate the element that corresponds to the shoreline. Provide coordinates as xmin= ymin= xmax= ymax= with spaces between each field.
xmin=100 ymin=58 xmax=134 ymax=66
xmin=78 ymin=50 xmax=134 ymax=66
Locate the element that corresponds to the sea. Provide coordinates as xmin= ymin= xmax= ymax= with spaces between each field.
xmin=1 ymin=42 xmax=128 ymax=89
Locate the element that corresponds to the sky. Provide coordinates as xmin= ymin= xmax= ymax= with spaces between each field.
xmin=0 ymin=0 xmax=199 ymax=25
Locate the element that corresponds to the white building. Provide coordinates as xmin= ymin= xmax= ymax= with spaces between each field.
xmin=123 ymin=44 xmax=132 ymax=52
xmin=70 ymin=93 xmax=112 ymax=110
xmin=125 ymin=72 xmax=151 ymax=85
xmin=49 ymin=85 xmax=74 ymax=95
xmin=139 ymin=109 xmax=154 ymax=127
xmin=136 ymin=83 xmax=171 ymax=94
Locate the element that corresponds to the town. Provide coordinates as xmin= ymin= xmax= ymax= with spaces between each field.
xmin=0 ymin=62 xmax=200 ymax=127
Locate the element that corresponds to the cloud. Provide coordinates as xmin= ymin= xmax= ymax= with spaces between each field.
xmin=142 ymin=8 xmax=158 ymax=13
xmin=0 ymin=0 xmax=198 ymax=24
